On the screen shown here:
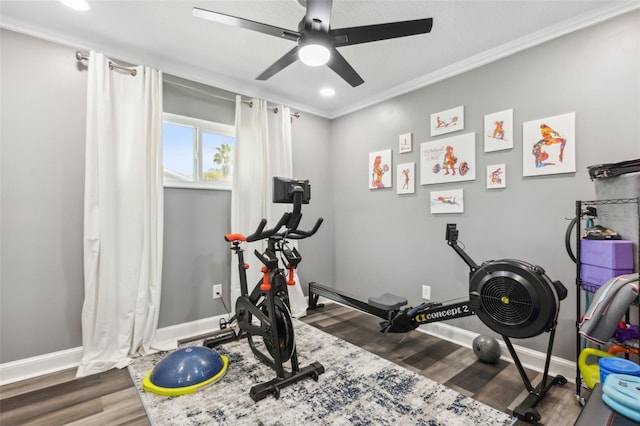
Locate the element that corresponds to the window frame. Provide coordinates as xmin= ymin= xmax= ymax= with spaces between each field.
xmin=162 ymin=112 xmax=235 ymax=191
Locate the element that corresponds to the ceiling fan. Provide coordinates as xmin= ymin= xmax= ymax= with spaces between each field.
xmin=193 ymin=0 xmax=433 ymax=87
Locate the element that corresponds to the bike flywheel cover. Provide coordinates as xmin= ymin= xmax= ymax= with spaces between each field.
xmin=261 ymin=296 xmax=296 ymax=361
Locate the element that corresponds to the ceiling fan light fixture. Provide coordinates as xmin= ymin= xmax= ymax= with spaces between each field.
xmin=298 ymin=42 xmax=331 ymax=67
xmin=193 ymin=3 xmax=433 ymax=87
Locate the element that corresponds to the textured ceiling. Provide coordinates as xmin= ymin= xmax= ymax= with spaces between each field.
xmin=1 ymin=1 xmax=638 ymax=118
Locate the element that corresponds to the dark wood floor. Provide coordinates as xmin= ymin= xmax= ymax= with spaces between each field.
xmin=0 ymin=367 xmax=149 ymax=426
xmin=0 ymin=303 xmax=585 ymax=425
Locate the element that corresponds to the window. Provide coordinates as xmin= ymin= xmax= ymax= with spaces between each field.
xmin=162 ymin=113 xmax=235 ymax=190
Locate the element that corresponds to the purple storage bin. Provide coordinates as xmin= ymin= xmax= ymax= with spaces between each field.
xmin=580 ymin=264 xmax=633 ymax=292
xmin=580 ymin=239 xmax=634 ymax=269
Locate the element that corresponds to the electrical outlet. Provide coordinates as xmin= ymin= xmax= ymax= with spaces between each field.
xmin=422 ymin=285 xmax=431 ymax=300
xmin=213 ymin=284 xmax=222 ymax=299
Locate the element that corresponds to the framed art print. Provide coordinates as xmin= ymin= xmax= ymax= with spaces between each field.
xmin=484 ymin=109 xmax=513 ymax=152
xmin=486 ymin=164 xmax=506 ymax=189
xmin=397 ymin=162 xmax=415 ymax=194
xmin=522 ymin=112 xmax=576 ymax=177
xmin=399 ymin=133 xmax=413 ymax=153
xmin=430 ymin=189 xmax=464 ymax=214
xmin=420 ymin=132 xmax=476 ymax=185
xmin=369 ymin=149 xmax=392 ymax=189
xmin=431 ymin=106 xmax=464 ymax=136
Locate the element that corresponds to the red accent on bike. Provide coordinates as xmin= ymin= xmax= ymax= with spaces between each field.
xmin=287 ymin=266 xmax=296 ymax=286
xmin=244 ymin=263 xmax=250 ymax=270
xmin=224 ymin=233 xmax=246 ymax=242
xmin=260 ymin=266 xmax=271 ymax=291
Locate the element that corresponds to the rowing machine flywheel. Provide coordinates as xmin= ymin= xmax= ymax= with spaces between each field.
xmin=469 ymin=259 xmax=567 ymax=339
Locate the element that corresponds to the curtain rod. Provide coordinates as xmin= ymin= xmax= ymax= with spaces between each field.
xmin=75 ymin=51 xmax=300 ymax=118
xmin=164 ymin=79 xmax=300 ymax=118
xmin=76 ymin=51 xmax=137 ymax=77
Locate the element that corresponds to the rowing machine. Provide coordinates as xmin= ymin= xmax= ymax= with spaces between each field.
xmin=308 ymin=223 xmax=568 ymax=423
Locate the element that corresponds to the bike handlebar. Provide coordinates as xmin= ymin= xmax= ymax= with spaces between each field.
xmin=245 ymin=213 xmax=291 ymax=242
xmin=285 ymin=217 xmax=323 ymax=239
xmin=242 ymin=213 xmax=322 ymax=243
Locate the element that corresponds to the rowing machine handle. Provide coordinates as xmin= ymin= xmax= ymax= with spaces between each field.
xmin=446 ymin=223 xmax=479 ymax=271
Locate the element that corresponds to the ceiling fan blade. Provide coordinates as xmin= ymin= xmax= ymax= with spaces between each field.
xmin=330 ymin=18 xmax=433 ymax=47
xmin=327 ymin=48 xmax=364 ymax=87
xmin=193 ymin=7 xmax=300 ymax=42
xmin=256 ymin=46 xmax=300 ymax=81
xmin=302 ymin=0 xmax=333 ymax=32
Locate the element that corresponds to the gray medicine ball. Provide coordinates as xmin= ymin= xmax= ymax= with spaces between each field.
xmin=473 ymin=335 xmax=501 ymax=364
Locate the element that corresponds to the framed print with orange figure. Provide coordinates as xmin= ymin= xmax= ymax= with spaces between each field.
xmin=369 ymin=149 xmax=392 ymax=189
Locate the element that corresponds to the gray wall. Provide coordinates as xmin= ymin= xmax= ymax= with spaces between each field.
xmin=329 ymin=10 xmax=640 ymax=360
xmin=291 ymin=112 xmax=335 ymax=288
xmin=1 ymin=30 xmax=87 ymax=361
xmin=160 ymin=187 xmax=233 ymax=327
xmin=1 ymin=9 xmax=638 ymax=365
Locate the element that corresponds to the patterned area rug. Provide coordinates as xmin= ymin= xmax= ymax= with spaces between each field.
xmin=128 ymin=320 xmax=516 ymax=425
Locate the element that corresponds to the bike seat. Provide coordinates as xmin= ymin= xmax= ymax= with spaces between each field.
xmin=368 ymin=293 xmax=407 ymax=311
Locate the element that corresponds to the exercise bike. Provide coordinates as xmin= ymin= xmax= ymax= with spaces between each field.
xmin=205 ymin=177 xmax=324 ymax=402
xmin=309 ymin=223 xmax=568 ymax=423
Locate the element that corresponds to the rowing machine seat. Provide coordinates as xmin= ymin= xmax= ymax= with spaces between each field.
xmin=368 ymin=293 xmax=407 ymax=311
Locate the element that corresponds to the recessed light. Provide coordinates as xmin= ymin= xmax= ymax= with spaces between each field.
xmin=320 ymin=88 xmax=335 ymax=97
xmin=59 ymin=0 xmax=90 ymax=11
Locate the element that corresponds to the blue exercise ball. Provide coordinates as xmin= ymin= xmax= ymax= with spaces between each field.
xmin=473 ymin=335 xmax=501 ymax=364
xmin=143 ymin=346 xmax=229 ymax=396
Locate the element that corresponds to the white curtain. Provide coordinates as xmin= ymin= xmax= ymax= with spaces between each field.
xmin=231 ymin=97 xmax=307 ymax=318
xmin=77 ymin=51 xmax=164 ymax=377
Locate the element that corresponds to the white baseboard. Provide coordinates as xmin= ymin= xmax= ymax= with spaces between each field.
xmin=0 ymin=347 xmax=84 ymax=386
xmin=0 ymin=313 xmax=230 ymax=386
xmin=153 ymin=313 xmax=230 ymax=349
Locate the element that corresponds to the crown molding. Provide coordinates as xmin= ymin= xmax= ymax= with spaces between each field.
xmin=328 ymin=2 xmax=640 ymax=119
